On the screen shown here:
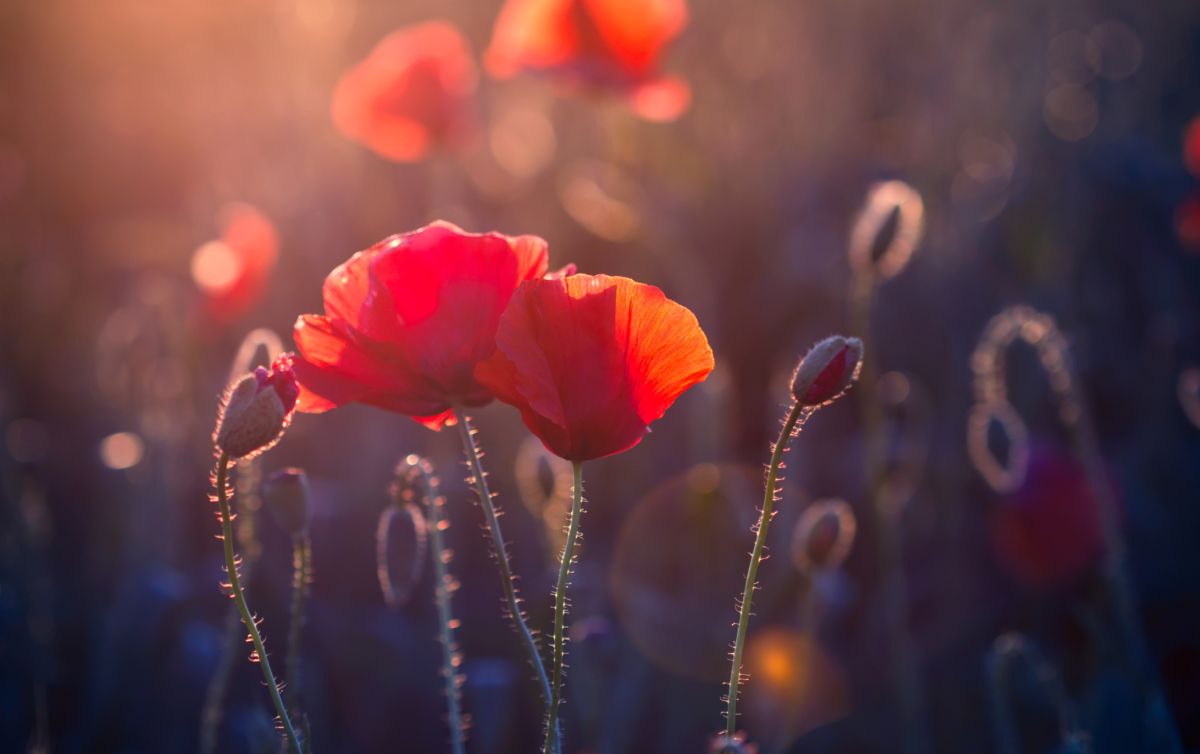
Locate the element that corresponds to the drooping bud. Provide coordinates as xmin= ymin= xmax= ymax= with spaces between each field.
xmin=848 ymin=180 xmax=925 ymax=279
xmin=708 ymin=732 xmax=758 ymax=754
xmin=789 ymin=336 xmax=863 ymax=407
xmin=213 ymin=353 xmax=299 ymax=459
xmin=791 ymin=498 xmax=857 ymax=573
xmin=262 ymin=467 xmax=311 ymax=536
xmin=376 ymin=501 xmax=428 ymax=608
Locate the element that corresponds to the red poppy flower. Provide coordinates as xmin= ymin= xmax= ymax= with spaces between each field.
xmin=1184 ymin=116 xmax=1200 ymax=177
xmin=292 ymin=221 xmax=550 ymax=428
xmin=474 ymin=273 xmax=713 ymax=460
xmin=989 ymin=445 xmax=1109 ymax=589
xmin=192 ymin=203 xmax=279 ymax=324
xmin=332 ymin=21 xmax=478 ymax=162
xmin=485 ymin=0 xmax=690 ymax=122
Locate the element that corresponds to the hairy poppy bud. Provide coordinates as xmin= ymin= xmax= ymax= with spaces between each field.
xmin=848 ymin=180 xmax=925 ymax=279
xmin=709 ymin=732 xmax=757 ymax=754
xmin=791 ymin=498 xmax=857 ymax=572
xmin=263 ymin=468 xmax=310 ymax=536
xmin=214 ymin=354 xmax=300 ymax=459
xmin=789 ymin=336 xmax=863 ymax=407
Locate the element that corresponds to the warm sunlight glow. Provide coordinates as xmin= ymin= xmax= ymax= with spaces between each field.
xmin=191 ymin=241 xmax=242 ymax=294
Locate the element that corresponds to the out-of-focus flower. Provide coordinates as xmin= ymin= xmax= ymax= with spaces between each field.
xmin=475 ymin=273 xmax=713 ymax=460
xmin=486 ymin=0 xmax=691 ymax=121
xmin=709 ymin=731 xmax=758 ymax=754
xmin=292 ymin=221 xmax=550 ymax=428
xmin=1184 ymin=116 xmax=1200 ymax=178
xmin=214 ymin=354 xmax=299 ymax=459
xmin=1174 ymin=194 xmax=1200 ymax=251
xmin=332 ymin=21 xmax=478 ymax=162
xmin=789 ymin=336 xmax=863 ymax=408
xmin=990 ymin=445 xmax=1107 ymax=589
xmin=192 ymin=203 xmax=279 ymax=324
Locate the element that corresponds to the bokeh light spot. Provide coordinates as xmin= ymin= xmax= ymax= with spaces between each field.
xmin=100 ymin=431 xmax=144 ymax=470
xmin=191 ymin=240 xmax=242 ymax=294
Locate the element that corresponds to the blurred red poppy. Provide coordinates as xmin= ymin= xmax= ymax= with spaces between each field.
xmin=332 ymin=21 xmax=478 ymax=162
xmin=192 ymin=203 xmax=279 ymax=324
xmin=989 ymin=445 xmax=1108 ymax=589
xmin=1176 ymin=194 xmax=1200 ymax=251
xmin=292 ymin=221 xmax=549 ymax=428
xmin=474 ymin=273 xmax=713 ymax=460
xmin=1184 ymin=116 xmax=1200 ymax=177
xmin=485 ymin=0 xmax=690 ymax=122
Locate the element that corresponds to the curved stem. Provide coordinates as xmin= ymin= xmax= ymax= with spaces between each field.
xmin=426 ymin=471 xmax=466 ymax=754
xmin=543 ymin=462 xmax=584 ymax=754
xmin=215 ymin=452 xmax=302 ymax=754
xmin=726 ymin=400 xmax=808 ymax=735
xmin=452 ymin=410 xmax=554 ymax=722
xmin=284 ymin=533 xmax=310 ymax=710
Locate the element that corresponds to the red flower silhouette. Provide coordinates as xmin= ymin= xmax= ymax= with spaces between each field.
xmin=332 ymin=21 xmax=478 ymax=162
xmin=485 ymin=0 xmax=690 ymax=122
xmin=474 ymin=274 xmax=713 ymax=460
xmin=989 ymin=445 xmax=1108 ymax=589
xmin=292 ymin=221 xmax=549 ymax=428
xmin=193 ymin=203 xmax=279 ymax=324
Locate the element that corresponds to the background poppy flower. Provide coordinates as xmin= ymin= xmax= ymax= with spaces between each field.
xmin=485 ymin=0 xmax=691 ymax=121
xmin=332 ymin=21 xmax=478 ymax=162
xmin=474 ymin=273 xmax=713 ymax=460
xmin=292 ymin=221 xmax=549 ymax=428
xmin=191 ymin=203 xmax=279 ymax=324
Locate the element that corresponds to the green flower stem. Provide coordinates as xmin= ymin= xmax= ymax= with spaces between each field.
xmin=726 ymin=400 xmax=809 ymax=736
xmin=851 ymin=275 xmax=929 ymax=754
xmin=423 ymin=465 xmax=466 ymax=754
xmin=284 ymin=533 xmax=311 ymax=710
xmin=201 ymin=458 xmax=265 ymax=754
xmin=543 ymin=462 xmax=584 ymax=754
xmin=214 ymin=452 xmax=302 ymax=754
xmin=452 ymin=409 xmax=554 ymax=738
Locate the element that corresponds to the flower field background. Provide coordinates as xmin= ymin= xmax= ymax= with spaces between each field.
xmin=2 ymin=0 xmax=1200 ymax=753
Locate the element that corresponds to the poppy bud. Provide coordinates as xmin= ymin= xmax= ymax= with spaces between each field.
xmin=791 ymin=498 xmax=857 ymax=573
xmin=789 ymin=336 xmax=863 ymax=407
xmin=848 ymin=180 xmax=925 ymax=279
xmin=214 ymin=354 xmax=300 ymax=459
xmin=708 ymin=732 xmax=757 ymax=754
xmin=262 ymin=468 xmax=310 ymax=536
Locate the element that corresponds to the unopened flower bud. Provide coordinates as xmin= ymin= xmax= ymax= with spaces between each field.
xmin=708 ymin=732 xmax=758 ymax=754
xmin=214 ymin=353 xmax=299 ymax=459
xmin=263 ymin=468 xmax=310 ymax=535
xmin=791 ymin=498 xmax=857 ymax=572
xmin=789 ymin=336 xmax=863 ymax=407
xmin=848 ymin=180 xmax=925 ymax=279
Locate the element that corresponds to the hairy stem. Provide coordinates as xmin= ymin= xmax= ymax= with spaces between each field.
xmin=424 ymin=466 xmax=466 ymax=754
xmin=214 ymin=452 xmax=301 ymax=754
xmin=284 ymin=533 xmax=310 ymax=711
xmin=726 ymin=400 xmax=808 ymax=735
xmin=452 ymin=409 xmax=554 ymax=732
xmin=543 ymin=462 xmax=584 ymax=754
xmin=851 ymin=276 xmax=929 ymax=754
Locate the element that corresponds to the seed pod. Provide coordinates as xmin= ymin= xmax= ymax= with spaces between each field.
xmin=789 ymin=336 xmax=863 ymax=407
xmin=262 ymin=468 xmax=310 ymax=536
xmin=848 ymin=180 xmax=925 ymax=279
xmin=791 ymin=498 xmax=857 ymax=573
xmin=214 ymin=354 xmax=299 ymax=459
xmin=376 ymin=502 xmax=428 ymax=608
